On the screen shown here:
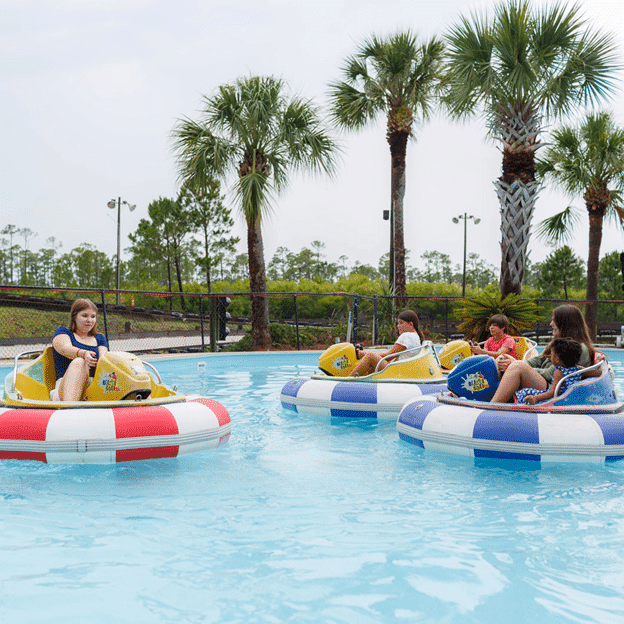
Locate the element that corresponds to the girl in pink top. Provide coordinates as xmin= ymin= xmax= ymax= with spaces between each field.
xmin=470 ymin=314 xmax=517 ymax=359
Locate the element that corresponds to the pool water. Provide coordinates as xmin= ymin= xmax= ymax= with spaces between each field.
xmin=3 ymin=351 xmax=624 ymax=623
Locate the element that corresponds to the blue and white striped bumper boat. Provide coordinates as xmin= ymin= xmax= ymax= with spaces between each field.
xmin=397 ymin=363 xmax=624 ymax=462
xmin=281 ymin=377 xmax=445 ymax=420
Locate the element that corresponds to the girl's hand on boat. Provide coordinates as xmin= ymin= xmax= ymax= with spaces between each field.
xmin=83 ymin=350 xmax=97 ymax=368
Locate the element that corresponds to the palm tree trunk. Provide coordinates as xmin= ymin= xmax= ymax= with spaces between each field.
xmin=247 ymin=217 xmax=271 ymax=350
xmin=204 ymin=235 xmax=212 ymax=294
xmin=585 ymin=202 xmax=606 ymax=341
xmin=388 ymin=130 xmax=409 ymax=306
xmin=497 ymin=178 xmax=540 ymax=296
xmin=496 ymin=103 xmax=541 ymax=297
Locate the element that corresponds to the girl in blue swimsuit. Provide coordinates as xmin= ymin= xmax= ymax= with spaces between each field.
xmin=51 ymin=298 xmax=109 ymax=401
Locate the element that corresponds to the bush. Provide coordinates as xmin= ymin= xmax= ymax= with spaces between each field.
xmin=456 ymin=291 xmax=542 ymax=341
xmin=224 ymin=322 xmax=367 ymax=351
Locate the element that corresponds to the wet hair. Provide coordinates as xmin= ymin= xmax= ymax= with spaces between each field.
xmin=488 ymin=314 xmax=508 ymax=332
xmin=398 ymin=310 xmax=424 ymax=341
xmin=68 ymin=298 xmax=98 ymax=336
xmin=551 ymin=337 xmax=582 ymax=368
xmin=543 ymin=304 xmax=595 ymax=360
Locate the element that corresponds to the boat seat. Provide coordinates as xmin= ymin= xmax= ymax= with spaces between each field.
xmin=514 ymin=336 xmax=536 ymax=360
xmin=553 ymin=362 xmax=617 ymax=407
xmin=14 ymin=346 xmax=57 ymax=401
xmin=372 ymin=341 xmax=443 ymax=380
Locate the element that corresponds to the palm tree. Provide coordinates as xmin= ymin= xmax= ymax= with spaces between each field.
xmin=536 ymin=112 xmax=624 ymax=339
xmin=443 ymin=0 xmax=618 ymax=297
xmin=172 ymin=76 xmax=338 ymax=350
xmin=328 ymin=31 xmax=444 ymax=304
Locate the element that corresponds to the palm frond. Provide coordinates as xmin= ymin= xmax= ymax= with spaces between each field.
xmin=275 ymin=96 xmax=340 ymax=182
xmin=539 ymin=112 xmax=624 ymax=199
xmin=327 ymin=81 xmax=378 ymax=130
xmin=457 ymin=291 xmax=542 ymax=340
xmin=606 ymin=202 xmax=624 ymax=230
xmin=443 ymin=0 xmax=619 ymax=126
xmin=328 ymin=30 xmax=444 ymax=131
xmin=234 ymin=168 xmax=273 ymax=226
xmin=171 ymin=118 xmax=238 ymax=191
xmin=535 ymin=206 xmax=581 ymax=245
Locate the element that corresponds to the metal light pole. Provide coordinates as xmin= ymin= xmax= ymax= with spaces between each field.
xmin=452 ymin=212 xmax=480 ymax=298
xmin=108 ymin=198 xmax=136 ymax=305
xmin=383 ymin=208 xmax=394 ymax=292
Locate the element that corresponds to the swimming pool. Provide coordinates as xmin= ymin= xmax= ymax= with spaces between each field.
xmin=2 ymin=350 xmax=624 ymax=623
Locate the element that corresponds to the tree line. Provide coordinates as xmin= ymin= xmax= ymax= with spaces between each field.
xmin=3 ymin=212 xmax=622 ymax=310
xmin=0 ymin=216 xmax=500 ymax=291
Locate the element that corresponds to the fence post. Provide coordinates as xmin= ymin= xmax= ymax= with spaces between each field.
xmin=445 ymin=298 xmax=449 ymax=343
xmin=100 ymin=289 xmax=109 ymax=346
xmin=209 ymin=297 xmax=218 ymax=352
xmin=199 ymin=294 xmax=205 ymax=352
xmin=535 ymin=300 xmax=540 ymax=343
xmin=294 ymin=294 xmax=300 ymax=351
xmin=352 ymin=294 xmax=359 ymax=344
xmin=373 ymin=296 xmax=379 ymax=345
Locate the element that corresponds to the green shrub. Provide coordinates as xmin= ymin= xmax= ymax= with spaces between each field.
xmin=224 ymin=322 xmax=365 ymax=351
xmin=456 ymin=291 xmax=542 ymax=341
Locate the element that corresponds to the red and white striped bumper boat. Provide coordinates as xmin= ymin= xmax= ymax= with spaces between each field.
xmin=1 ymin=349 xmax=231 ymax=463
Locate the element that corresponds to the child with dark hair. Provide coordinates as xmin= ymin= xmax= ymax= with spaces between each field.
xmin=470 ymin=314 xmax=517 ymax=359
xmin=516 ymin=337 xmax=583 ymax=405
xmin=349 ymin=310 xmax=423 ymax=377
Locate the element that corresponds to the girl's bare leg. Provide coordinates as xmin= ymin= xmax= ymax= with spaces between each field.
xmin=58 ymin=358 xmax=91 ymax=401
xmin=491 ymin=360 xmax=548 ymax=403
xmin=349 ymin=352 xmax=382 ymax=377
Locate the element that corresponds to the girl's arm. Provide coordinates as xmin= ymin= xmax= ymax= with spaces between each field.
xmin=52 ymin=333 xmax=73 ymax=356
xmin=580 ymin=365 xmax=602 ymax=379
xmin=525 ymin=370 xmax=562 ymax=404
xmin=471 ymin=338 xmax=513 ymax=358
xmin=472 ymin=344 xmax=512 ymax=357
xmin=381 ymin=342 xmax=406 ymax=362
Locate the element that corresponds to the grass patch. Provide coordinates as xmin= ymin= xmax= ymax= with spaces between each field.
xmin=0 ymin=307 xmax=194 ymax=341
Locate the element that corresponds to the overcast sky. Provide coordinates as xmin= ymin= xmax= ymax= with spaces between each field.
xmin=2 ymin=0 xmax=624 ymax=277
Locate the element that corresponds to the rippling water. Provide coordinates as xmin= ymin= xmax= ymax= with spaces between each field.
xmin=2 ymin=351 xmax=624 ymax=623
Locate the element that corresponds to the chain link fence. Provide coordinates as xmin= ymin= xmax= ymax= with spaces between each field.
xmin=0 ymin=287 xmax=229 ymax=360
xmin=1 ymin=285 xmax=623 ymax=361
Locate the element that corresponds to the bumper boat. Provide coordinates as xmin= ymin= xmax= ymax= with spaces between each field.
xmin=397 ymin=355 xmax=623 ymax=463
xmin=281 ymin=341 xmax=447 ymax=419
xmin=0 ymin=348 xmax=231 ymax=464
